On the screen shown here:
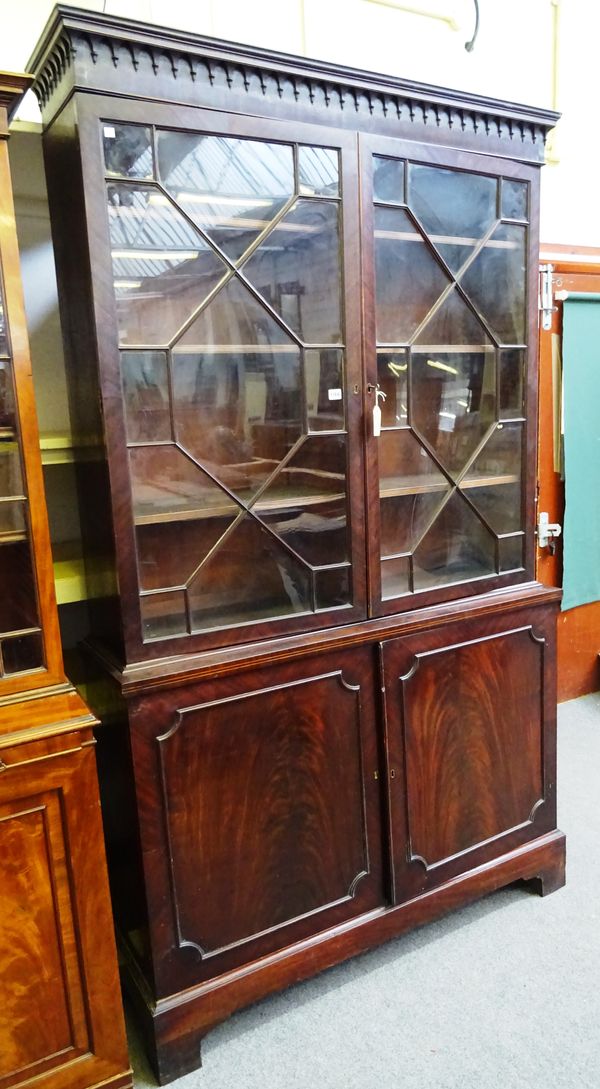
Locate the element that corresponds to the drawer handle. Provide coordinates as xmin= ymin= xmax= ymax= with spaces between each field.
xmin=0 ymin=757 xmax=7 ymax=772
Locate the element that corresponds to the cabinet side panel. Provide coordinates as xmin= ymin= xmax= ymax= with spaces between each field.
xmin=41 ymin=101 xmax=122 ymax=659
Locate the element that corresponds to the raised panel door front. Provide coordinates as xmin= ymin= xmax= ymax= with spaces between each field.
xmin=129 ymin=646 xmax=384 ymax=993
xmin=0 ymin=794 xmax=85 ymax=1084
xmin=0 ymin=740 xmax=131 ymax=1089
xmin=381 ymin=603 xmax=557 ymax=903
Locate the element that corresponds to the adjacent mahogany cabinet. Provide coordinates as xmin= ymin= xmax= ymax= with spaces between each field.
xmin=0 ymin=73 xmax=132 ymax=1089
xmin=28 ymin=7 xmax=566 ymax=1082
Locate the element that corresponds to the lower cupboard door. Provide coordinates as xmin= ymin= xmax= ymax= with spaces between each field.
xmin=0 ymin=743 xmax=129 ymax=1089
xmin=381 ymin=605 xmax=558 ymax=903
xmin=129 ymin=645 xmax=385 ymax=994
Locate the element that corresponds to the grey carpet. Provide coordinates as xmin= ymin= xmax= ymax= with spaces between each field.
xmin=129 ymin=691 xmax=600 ymax=1089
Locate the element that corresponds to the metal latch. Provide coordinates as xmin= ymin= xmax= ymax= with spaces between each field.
xmin=537 ymin=511 xmax=562 ymax=552
xmin=539 ymin=264 xmax=557 ymax=330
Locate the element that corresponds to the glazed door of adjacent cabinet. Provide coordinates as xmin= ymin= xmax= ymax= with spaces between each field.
xmin=0 ymin=139 xmax=62 ymax=696
xmin=127 ymin=646 xmax=384 ymax=996
xmin=359 ymin=135 xmax=540 ymax=616
xmin=380 ymin=604 xmax=558 ymax=904
xmin=75 ymin=97 xmax=367 ymax=657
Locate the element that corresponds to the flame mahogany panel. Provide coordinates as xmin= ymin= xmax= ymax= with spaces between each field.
xmin=0 ymin=737 xmax=132 ymax=1089
xmin=381 ymin=604 xmax=557 ymax=901
xmin=0 ymin=797 xmax=82 ymax=1080
xmin=128 ymin=645 xmax=384 ymax=994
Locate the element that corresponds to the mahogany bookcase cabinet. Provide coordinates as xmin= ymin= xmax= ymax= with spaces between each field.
xmin=0 ymin=72 xmax=131 ymax=1089
xmin=29 ymin=7 xmax=565 ymax=1082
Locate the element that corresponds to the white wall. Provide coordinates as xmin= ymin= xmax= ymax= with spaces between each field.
xmin=2 ymin=0 xmax=598 ymax=244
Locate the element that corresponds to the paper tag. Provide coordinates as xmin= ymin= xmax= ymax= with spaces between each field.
xmin=373 ymin=403 xmax=382 ymax=437
xmin=328 ymin=388 xmax=343 ymax=401
xmin=103 ymin=125 xmax=116 ymax=139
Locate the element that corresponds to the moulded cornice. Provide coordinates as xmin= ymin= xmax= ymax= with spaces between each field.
xmin=27 ymin=5 xmax=559 ymax=161
xmin=0 ymin=72 xmax=33 ymax=125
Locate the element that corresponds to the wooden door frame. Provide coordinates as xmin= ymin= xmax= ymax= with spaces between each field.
xmin=537 ymin=242 xmax=600 ymax=700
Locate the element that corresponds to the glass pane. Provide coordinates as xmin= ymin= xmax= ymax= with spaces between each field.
xmin=0 ymin=541 xmax=39 ymax=632
xmin=0 ymin=435 xmax=24 ymax=499
xmin=2 ymin=631 xmax=43 ymax=674
xmin=172 ymin=345 xmax=302 ymax=503
xmin=373 ymin=156 xmax=405 ymax=205
xmin=459 ymin=223 xmax=527 ymax=344
xmin=378 ymin=429 xmax=450 ymax=503
xmin=140 ymin=589 xmax=188 ymax=640
xmin=122 ymin=351 xmax=172 ymax=443
xmin=408 ymin=163 xmax=497 ymax=273
xmin=0 ymin=280 xmax=42 ymax=649
xmin=413 ymin=490 xmax=496 ymax=590
xmin=463 ymin=422 xmax=523 ymax=533
xmin=381 ymin=555 xmax=410 ymax=599
xmin=257 ymin=435 xmax=349 ymax=566
xmin=0 ymin=359 xmax=18 ymax=434
xmin=462 ymin=482 xmax=521 ymax=534
xmin=466 ymin=421 xmax=522 ymax=482
xmin=305 ymin=349 xmax=345 ymax=431
xmin=107 ymin=184 xmax=228 ymax=346
xmin=499 ymin=349 xmax=525 ymax=418
xmin=103 ymin=124 xmax=153 ymax=179
xmin=242 ymin=199 xmax=342 ymax=344
xmin=374 ymin=206 xmax=450 ymax=343
xmin=188 ymin=515 xmax=311 ymax=630
xmin=175 ymin=276 xmax=295 ymax=352
xmin=129 ymin=445 xmax=239 ymax=523
xmin=0 ymin=283 xmax=7 ymax=356
xmin=499 ymin=533 xmax=524 ymax=571
xmin=136 ymin=518 xmax=236 ymax=591
xmin=298 ymin=146 xmax=339 ymax=197
xmin=377 ymin=350 xmax=408 ymax=427
xmin=315 ymin=566 xmax=351 ymax=609
xmin=157 ymin=131 xmax=295 ymax=263
xmin=411 ymin=353 xmax=496 ymax=477
xmin=261 ymin=496 xmax=350 ymax=566
xmin=501 ymin=179 xmax=528 ymax=220
xmin=0 ymin=498 xmax=26 ymax=537
xmin=380 ymin=492 xmax=448 ymax=557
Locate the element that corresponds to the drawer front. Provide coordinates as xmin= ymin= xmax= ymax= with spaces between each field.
xmin=381 ymin=602 xmax=558 ymax=902
xmin=128 ymin=646 xmax=385 ymax=995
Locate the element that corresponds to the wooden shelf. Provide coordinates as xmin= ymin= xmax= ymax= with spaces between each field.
xmin=40 ymin=430 xmax=101 ymax=465
xmin=0 ymin=528 xmax=27 ymax=544
xmin=134 ymin=488 xmax=345 ymax=527
xmin=380 ymin=471 xmax=519 ymax=498
xmin=52 ymin=540 xmax=86 ymax=603
xmin=133 ymin=466 xmax=345 ymax=526
xmin=51 ymin=540 xmax=116 ymax=604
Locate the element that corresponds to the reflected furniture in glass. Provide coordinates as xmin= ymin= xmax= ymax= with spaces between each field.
xmin=29 ymin=9 xmax=565 ymax=1083
xmin=0 ymin=72 xmax=132 ymax=1089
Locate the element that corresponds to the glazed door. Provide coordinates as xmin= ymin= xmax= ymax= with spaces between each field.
xmin=359 ymin=135 xmax=540 ymax=615
xmin=76 ymin=97 xmax=366 ymax=658
xmin=0 ymin=130 xmax=63 ymax=694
